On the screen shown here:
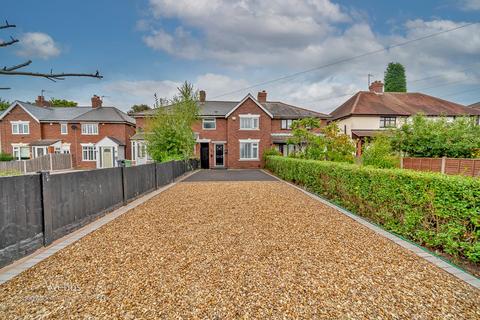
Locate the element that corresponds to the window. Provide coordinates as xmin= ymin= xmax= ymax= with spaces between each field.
xmin=380 ymin=116 xmax=396 ymax=128
xmin=137 ymin=142 xmax=147 ymax=158
xmin=12 ymin=146 xmax=30 ymax=160
xmin=61 ymin=144 xmax=70 ymax=154
xmin=239 ymin=115 xmax=260 ymax=130
xmin=11 ymin=121 xmax=29 ymax=134
xmin=131 ymin=142 xmax=137 ymax=161
xmin=239 ymin=140 xmax=259 ymax=160
xmin=202 ymin=118 xmax=216 ymax=130
xmin=281 ymin=119 xmax=293 ymax=130
xmin=82 ymin=145 xmax=96 ymax=161
xmin=81 ymin=123 xmax=99 ymax=135
xmin=61 ymin=123 xmax=68 ymax=135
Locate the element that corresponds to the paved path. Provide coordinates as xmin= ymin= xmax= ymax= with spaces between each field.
xmin=0 ymin=179 xmax=478 ymax=318
xmin=182 ymin=169 xmax=277 ymax=181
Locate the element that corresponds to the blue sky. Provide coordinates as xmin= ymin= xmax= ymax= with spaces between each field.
xmin=1 ymin=0 xmax=479 ymax=112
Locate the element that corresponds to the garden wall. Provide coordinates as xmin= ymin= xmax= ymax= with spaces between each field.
xmin=266 ymin=156 xmax=480 ymax=263
xmin=0 ymin=160 xmax=198 ymax=268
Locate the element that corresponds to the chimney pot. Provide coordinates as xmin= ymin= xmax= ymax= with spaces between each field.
xmin=369 ymin=81 xmax=384 ymax=94
xmin=91 ymin=95 xmax=103 ymax=108
xmin=35 ymin=95 xmax=50 ymax=107
xmin=257 ymin=90 xmax=267 ymax=103
xmin=199 ymin=90 xmax=206 ymax=103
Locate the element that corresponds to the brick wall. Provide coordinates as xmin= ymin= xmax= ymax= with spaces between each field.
xmin=193 ymin=118 xmax=227 ymax=168
xmin=0 ymin=105 xmax=41 ymax=155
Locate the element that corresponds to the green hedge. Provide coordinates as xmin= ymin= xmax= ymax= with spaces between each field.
xmin=266 ymin=156 xmax=480 ymax=263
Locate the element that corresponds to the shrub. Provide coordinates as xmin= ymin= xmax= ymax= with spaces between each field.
xmin=262 ymin=147 xmax=281 ymax=161
xmin=362 ymin=135 xmax=399 ymax=169
xmin=0 ymin=152 xmax=14 ymax=161
xmin=266 ymin=156 xmax=480 ymax=263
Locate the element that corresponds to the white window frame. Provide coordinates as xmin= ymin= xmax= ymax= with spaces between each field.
xmin=202 ymin=118 xmax=216 ymax=130
xmin=239 ymin=114 xmax=260 ymax=130
xmin=239 ymin=139 xmax=260 ymax=161
xmin=12 ymin=144 xmax=30 ymax=160
xmin=131 ymin=141 xmax=137 ymax=161
xmin=281 ymin=119 xmax=294 ymax=130
xmin=81 ymin=123 xmax=99 ymax=135
xmin=81 ymin=144 xmax=97 ymax=161
xmin=11 ymin=121 xmax=30 ymax=135
xmin=60 ymin=123 xmax=68 ymax=135
xmin=61 ymin=143 xmax=71 ymax=154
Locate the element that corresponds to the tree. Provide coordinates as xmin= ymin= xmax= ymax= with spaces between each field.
xmin=1 ymin=20 xmax=102 ymax=90
xmin=129 ymin=104 xmax=151 ymax=114
xmin=362 ymin=134 xmax=399 ymax=168
xmin=390 ymin=114 xmax=480 ymax=158
xmin=49 ymin=98 xmax=78 ymax=107
xmin=0 ymin=98 xmax=9 ymax=111
xmin=146 ymin=82 xmax=199 ymax=162
xmin=384 ymin=62 xmax=407 ymax=92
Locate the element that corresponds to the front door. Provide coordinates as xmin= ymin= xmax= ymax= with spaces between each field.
xmin=200 ymin=143 xmax=209 ymax=169
xmin=102 ymin=147 xmax=113 ymax=168
xmin=215 ymin=144 xmax=224 ymax=167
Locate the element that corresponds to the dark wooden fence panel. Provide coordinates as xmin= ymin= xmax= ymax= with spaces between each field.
xmin=156 ymin=162 xmax=174 ymax=187
xmin=47 ymin=168 xmax=124 ymax=241
xmin=124 ymin=163 xmax=156 ymax=201
xmin=0 ymin=174 xmax=44 ymax=267
xmin=402 ymin=157 xmax=480 ymax=177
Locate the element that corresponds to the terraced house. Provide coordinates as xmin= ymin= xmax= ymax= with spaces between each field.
xmin=132 ymin=90 xmax=329 ymax=168
xmin=0 ymin=95 xmax=136 ymax=168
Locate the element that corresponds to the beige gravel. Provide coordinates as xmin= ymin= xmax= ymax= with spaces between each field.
xmin=0 ymin=181 xmax=479 ymax=319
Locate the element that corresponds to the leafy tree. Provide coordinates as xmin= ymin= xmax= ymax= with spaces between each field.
xmin=49 ymin=98 xmax=78 ymax=107
xmin=0 ymin=98 xmax=10 ymax=111
xmin=129 ymin=104 xmax=151 ymax=113
xmin=384 ymin=62 xmax=407 ymax=92
xmin=146 ymin=82 xmax=199 ymax=162
xmin=362 ymin=134 xmax=399 ymax=168
xmin=390 ymin=114 xmax=480 ymax=158
xmin=287 ymin=119 xmax=355 ymax=163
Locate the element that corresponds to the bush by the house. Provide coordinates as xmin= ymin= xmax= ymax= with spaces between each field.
xmin=262 ymin=147 xmax=282 ymax=161
xmin=266 ymin=156 xmax=480 ymax=263
xmin=0 ymin=152 xmax=14 ymax=161
xmin=362 ymin=135 xmax=399 ymax=169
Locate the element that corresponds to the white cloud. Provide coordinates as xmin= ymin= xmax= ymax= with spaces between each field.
xmin=460 ymin=0 xmax=480 ymax=10
xmin=16 ymin=32 xmax=61 ymax=59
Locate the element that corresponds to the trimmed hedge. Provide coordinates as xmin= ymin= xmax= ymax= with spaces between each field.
xmin=266 ymin=156 xmax=480 ymax=263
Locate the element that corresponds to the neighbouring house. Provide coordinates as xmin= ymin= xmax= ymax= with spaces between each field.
xmin=0 ymin=95 xmax=136 ymax=169
xmin=329 ymin=81 xmax=480 ymax=155
xmin=131 ymin=90 xmax=329 ymax=169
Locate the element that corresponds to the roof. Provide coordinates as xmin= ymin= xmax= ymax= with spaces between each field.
xmin=131 ymin=94 xmax=329 ymax=119
xmin=0 ymin=101 xmax=135 ymax=125
xmin=351 ymin=130 xmax=384 ymax=138
xmin=130 ymin=132 xmax=146 ymax=140
xmin=105 ymin=136 xmax=125 ymax=145
xmin=469 ymin=102 xmax=480 ymax=109
xmin=30 ymin=139 xmax=61 ymax=146
xmin=330 ymin=91 xmax=480 ymax=120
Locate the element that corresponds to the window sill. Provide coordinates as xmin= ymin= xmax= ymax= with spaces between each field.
xmin=239 ymin=128 xmax=260 ymax=131
xmin=81 ymin=133 xmax=99 ymax=135
xmin=202 ymin=128 xmax=216 ymax=130
xmin=12 ymin=133 xmax=30 ymax=135
xmin=239 ymin=158 xmax=260 ymax=161
xmin=82 ymin=159 xmax=97 ymax=162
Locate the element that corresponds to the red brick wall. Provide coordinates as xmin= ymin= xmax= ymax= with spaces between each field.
xmin=226 ymin=98 xmax=272 ymax=169
xmin=193 ymin=118 xmax=228 ymax=168
xmin=0 ymin=105 xmax=41 ymax=155
xmin=135 ymin=117 xmax=147 ymax=131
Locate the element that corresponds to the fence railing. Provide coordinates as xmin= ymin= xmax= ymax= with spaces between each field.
xmin=0 ymin=159 xmax=198 ymax=268
xmin=0 ymin=154 xmax=72 ymax=173
xmin=401 ymin=157 xmax=480 ymax=177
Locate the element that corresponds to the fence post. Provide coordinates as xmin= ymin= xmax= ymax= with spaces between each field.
xmin=154 ymin=163 xmax=158 ymax=189
xmin=40 ymin=171 xmax=54 ymax=245
xmin=121 ymin=166 xmax=127 ymax=205
xmin=49 ymin=154 xmax=53 ymax=171
xmin=441 ymin=157 xmax=446 ymax=174
xmin=23 ymin=160 xmax=27 ymax=173
xmin=400 ymin=157 xmax=404 ymax=169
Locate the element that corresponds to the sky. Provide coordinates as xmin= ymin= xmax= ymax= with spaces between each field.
xmin=1 ymin=0 xmax=479 ymax=113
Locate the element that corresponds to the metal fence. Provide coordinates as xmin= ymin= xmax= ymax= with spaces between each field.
xmin=401 ymin=157 xmax=480 ymax=177
xmin=0 ymin=159 xmax=198 ymax=267
xmin=0 ymin=154 xmax=72 ymax=173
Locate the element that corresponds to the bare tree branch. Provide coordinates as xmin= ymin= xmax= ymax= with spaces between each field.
xmin=0 ymin=87 xmax=11 ymax=90
xmin=0 ymin=36 xmax=19 ymax=47
xmin=0 ymin=69 xmax=103 ymax=80
xmin=0 ymin=20 xmax=16 ymax=29
xmin=3 ymin=60 xmax=32 ymax=71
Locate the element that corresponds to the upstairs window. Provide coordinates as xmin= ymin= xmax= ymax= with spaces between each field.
xmin=11 ymin=121 xmax=30 ymax=134
xmin=281 ymin=119 xmax=293 ymax=130
xmin=202 ymin=118 xmax=216 ymax=130
xmin=380 ymin=116 xmax=396 ymax=128
xmin=239 ymin=115 xmax=260 ymax=130
xmin=81 ymin=123 xmax=99 ymax=135
xmin=61 ymin=123 xmax=68 ymax=135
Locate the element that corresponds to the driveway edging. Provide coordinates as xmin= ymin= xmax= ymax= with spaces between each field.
xmin=0 ymin=170 xmax=199 ymax=285
xmin=262 ymin=169 xmax=480 ymax=290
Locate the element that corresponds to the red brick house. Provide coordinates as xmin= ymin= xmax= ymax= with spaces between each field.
xmin=131 ymin=91 xmax=329 ymax=168
xmin=0 ymin=95 xmax=136 ymax=169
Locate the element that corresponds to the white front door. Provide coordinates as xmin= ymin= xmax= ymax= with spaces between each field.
xmin=102 ymin=147 xmax=114 ymax=168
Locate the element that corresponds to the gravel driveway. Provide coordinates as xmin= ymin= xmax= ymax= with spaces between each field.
xmin=0 ymin=180 xmax=478 ymax=319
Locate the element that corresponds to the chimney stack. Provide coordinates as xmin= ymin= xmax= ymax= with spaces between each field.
xmin=369 ymin=81 xmax=384 ymax=94
xmin=257 ymin=90 xmax=267 ymax=103
xmin=199 ymin=90 xmax=206 ymax=103
xmin=91 ymin=95 xmax=103 ymax=108
xmin=35 ymin=95 xmax=50 ymax=107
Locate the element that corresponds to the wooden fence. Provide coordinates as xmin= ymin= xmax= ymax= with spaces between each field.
xmin=401 ymin=157 xmax=480 ymax=177
xmin=0 ymin=154 xmax=72 ymax=173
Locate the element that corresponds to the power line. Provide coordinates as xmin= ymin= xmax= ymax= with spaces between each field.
xmin=211 ymin=22 xmax=477 ymax=99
